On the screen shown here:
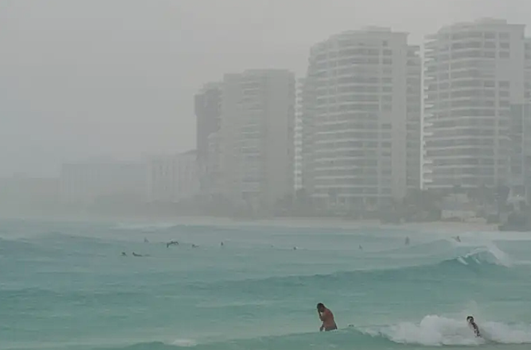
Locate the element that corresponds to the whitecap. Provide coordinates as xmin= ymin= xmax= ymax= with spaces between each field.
xmin=171 ymin=338 xmax=197 ymax=347
xmin=367 ymin=315 xmax=531 ymax=346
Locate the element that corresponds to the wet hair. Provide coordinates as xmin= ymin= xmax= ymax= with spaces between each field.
xmin=467 ymin=316 xmax=474 ymax=322
xmin=317 ymin=303 xmax=325 ymax=309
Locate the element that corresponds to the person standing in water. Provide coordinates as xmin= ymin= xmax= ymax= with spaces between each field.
xmin=467 ymin=316 xmax=481 ymax=337
xmin=317 ymin=303 xmax=337 ymax=331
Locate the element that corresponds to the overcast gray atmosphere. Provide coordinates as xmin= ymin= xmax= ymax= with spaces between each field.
xmin=6 ymin=2 xmax=531 ymax=350
xmin=0 ymin=0 xmax=524 ymax=176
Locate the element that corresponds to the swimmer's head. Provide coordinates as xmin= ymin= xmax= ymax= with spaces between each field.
xmin=467 ymin=316 xmax=474 ymax=323
xmin=317 ymin=303 xmax=325 ymax=312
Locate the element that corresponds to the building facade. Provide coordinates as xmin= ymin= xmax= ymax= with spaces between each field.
xmin=294 ymin=78 xmax=304 ymax=191
xmin=195 ymin=83 xmax=222 ymax=194
xmin=218 ymin=69 xmax=295 ymax=209
xmin=147 ymin=150 xmax=199 ymax=203
xmin=509 ymin=103 xmax=531 ymax=203
xmin=423 ymin=19 xmax=527 ymax=190
xmin=301 ymin=28 xmax=421 ymax=209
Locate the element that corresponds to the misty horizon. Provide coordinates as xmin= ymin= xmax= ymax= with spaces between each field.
xmin=1 ymin=0 xmax=529 ymax=177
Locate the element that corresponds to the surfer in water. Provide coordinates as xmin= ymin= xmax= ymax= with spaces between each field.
xmin=467 ymin=316 xmax=481 ymax=337
xmin=317 ymin=303 xmax=337 ymax=332
xmin=166 ymin=241 xmax=179 ymax=248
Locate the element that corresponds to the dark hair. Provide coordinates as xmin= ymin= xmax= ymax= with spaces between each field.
xmin=467 ymin=316 xmax=474 ymax=321
xmin=317 ymin=303 xmax=324 ymax=308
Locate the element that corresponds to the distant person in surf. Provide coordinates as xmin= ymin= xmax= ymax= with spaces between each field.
xmin=467 ymin=316 xmax=481 ymax=337
xmin=166 ymin=241 xmax=179 ymax=248
xmin=317 ymin=303 xmax=337 ymax=332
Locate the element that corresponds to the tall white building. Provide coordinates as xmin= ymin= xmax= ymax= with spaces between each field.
xmin=147 ymin=150 xmax=199 ymax=203
xmin=218 ymin=69 xmax=295 ymax=209
xmin=195 ymin=83 xmax=222 ymax=196
xmin=507 ymin=38 xmax=531 ymax=202
xmin=294 ymin=78 xmax=305 ymax=191
xmin=301 ymin=28 xmax=421 ymax=209
xmin=423 ymin=19 xmax=527 ymax=190
xmin=509 ymin=103 xmax=531 ymax=202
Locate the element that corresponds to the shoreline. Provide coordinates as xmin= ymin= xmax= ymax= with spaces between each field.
xmin=0 ymin=215 xmax=499 ymax=233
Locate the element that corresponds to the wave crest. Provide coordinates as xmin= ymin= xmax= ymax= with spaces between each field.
xmin=97 ymin=318 xmax=531 ymax=350
xmin=367 ymin=315 xmax=531 ymax=346
xmin=449 ymin=245 xmax=512 ymax=267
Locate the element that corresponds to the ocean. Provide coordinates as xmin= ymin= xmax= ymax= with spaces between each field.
xmin=2 ymin=219 xmax=531 ymax=350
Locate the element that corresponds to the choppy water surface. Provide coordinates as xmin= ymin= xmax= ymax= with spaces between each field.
xmin=2 ymin=219 xmax=531 ymax=350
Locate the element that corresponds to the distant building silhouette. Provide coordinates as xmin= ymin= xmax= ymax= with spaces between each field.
xmin=147 ymin=151 xmax=199 ymax=203
xmin=195 ymin=83 xmax=222 ymax=196
xmin=218 ymin=69 xmax=295 ymax=210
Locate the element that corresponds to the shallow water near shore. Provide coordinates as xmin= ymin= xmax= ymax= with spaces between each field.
xmin=2 ymin=219 xmax=531 ymax=350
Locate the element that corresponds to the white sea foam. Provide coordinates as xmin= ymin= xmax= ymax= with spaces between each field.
xmin=114 ymin=222 xmax=177 ymax=231
xmin=170 ymin=338 xmax=197 ymax=347
xmin=463 ymin=246 xmax=511 ymax=266
xmin=368 ymin=315 xmax=531 ymax=346
xmin=456 ymin=256 xmax=468 ymax=265
xmin=449 ymin=240 xmax=513 ymax=267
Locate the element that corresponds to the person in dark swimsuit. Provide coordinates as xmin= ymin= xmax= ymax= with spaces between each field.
xmin=317 ymin=303 xmax=338 ymax=331
xmin=467 ymin=316 xmax=481 ymax=337
xmin=166 ymin=241 xmax=179 ymax=248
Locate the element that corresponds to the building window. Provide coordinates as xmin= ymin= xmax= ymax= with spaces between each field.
xmin=499 ymin=32 xmax=510 ymax=39
xmin=499 ymin=81 xmax=510 ymax=88
xmin=499 ymin=90 xmax=509 ymax=97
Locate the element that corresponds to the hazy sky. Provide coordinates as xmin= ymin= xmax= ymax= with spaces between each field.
xmin=0 ymin=0 xmax=527 ymax=176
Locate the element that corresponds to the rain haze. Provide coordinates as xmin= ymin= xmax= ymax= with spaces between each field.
xmin=5 ymin=2 xmax=531 ymax=350
xmin=0 ymin=0 xmax=524 ymax=176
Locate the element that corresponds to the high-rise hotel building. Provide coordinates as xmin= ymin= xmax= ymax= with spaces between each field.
xmin=423 ymin=19 xmax=527 ymax=190
xmin=301 ymin=28 xmax=421 ymax=208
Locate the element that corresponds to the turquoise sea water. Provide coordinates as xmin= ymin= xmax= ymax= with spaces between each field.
xmin=2 ymin=219 xmax=531 ymax=350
